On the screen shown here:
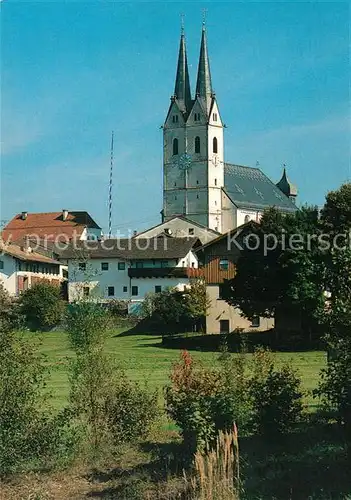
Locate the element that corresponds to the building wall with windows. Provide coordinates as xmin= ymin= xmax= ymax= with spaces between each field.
xmin=206 ymin=284 xmax=274 ymax=334
xmin=67 ymin=258 xmax=130 ymax=302
xmin=196 ymin=223 xmax=274 ymax=333
xmin=0 ymin=251 xmax=63 ymax=296
xmin=66 ymin=250 xmax=199 ymax=303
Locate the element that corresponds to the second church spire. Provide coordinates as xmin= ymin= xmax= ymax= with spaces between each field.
xmin=195 ymin=23 xmax=213 ymax=112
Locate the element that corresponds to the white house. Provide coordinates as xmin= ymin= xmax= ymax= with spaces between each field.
xmin=60 ymin=236 xmax=202 ymax=312
xmin=0 ymin=240 xmax=65 ymax=296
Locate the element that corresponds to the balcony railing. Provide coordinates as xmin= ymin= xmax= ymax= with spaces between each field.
xmin=128 ymin=267 xmax=204 ymax=279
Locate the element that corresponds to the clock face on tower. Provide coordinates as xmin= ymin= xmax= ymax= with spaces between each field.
xmin=172 ymin=153 xmax=192 ymax=171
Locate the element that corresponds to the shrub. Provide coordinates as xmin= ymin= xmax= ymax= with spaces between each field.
xmin=142 ymin=280 xmax=210 ymax=333
xmin=316 ymin=337 xmax=351 ymax=445
xmin=0 ymin=330 xmax=76 ymax=474
xmin=0 ymin=283 xmax=23 ymax=332
xmin=165 ymin=349 xmax=304 ymax=453
xmin=67 ymin=303 xmax=158 ymax=458
xmin=20 ymin=282 xmax=65 ymax=330
xmin=249 ymin=350 xmax=304 ymax=435
xmin=107 ymin=299 xmax=129 ymax=318
xmin=165 ymin=351 xmax=250 ymax=453
xmin=66 ymin=302 xmax=112 ymax=352
xmin=105 ymin=372 xmax=159 ymax=445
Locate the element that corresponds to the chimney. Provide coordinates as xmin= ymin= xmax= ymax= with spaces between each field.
xmin=62 ymin=209 xmax=68 ymax=221
xmin=21 ymin=211 xmax=28 ymax=220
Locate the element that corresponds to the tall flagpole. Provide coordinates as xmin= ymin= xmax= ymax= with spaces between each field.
xmin=108 ymin=131 xmax=114 ymax=238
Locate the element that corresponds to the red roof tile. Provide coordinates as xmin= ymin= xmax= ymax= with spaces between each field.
xmin=2 ymin=211 xmax=101 ymax=242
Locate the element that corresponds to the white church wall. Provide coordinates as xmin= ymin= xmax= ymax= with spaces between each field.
xmin=236 ymin=208 xmax=263 ymax=227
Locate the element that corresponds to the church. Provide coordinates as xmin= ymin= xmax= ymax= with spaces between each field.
xmin=161 ymin=24 xmax=298 ymax=235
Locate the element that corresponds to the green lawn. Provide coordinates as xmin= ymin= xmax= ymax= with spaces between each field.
xmin=27 ymin=328 xmax=327 ymax=410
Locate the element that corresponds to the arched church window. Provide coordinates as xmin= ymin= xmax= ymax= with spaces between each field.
xmin=195 ymin=136 xmax=201 ymax=154
xmin=173 ymin=138 xmax=179 ymax=156
xmin=213 ymin=137 xmax=218 ymax=154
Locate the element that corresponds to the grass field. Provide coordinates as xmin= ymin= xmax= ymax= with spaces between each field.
xmin=7 ymin=330 xmax=351 ymax=500
xmin=28 ymin=328 xmax=327 ymax=410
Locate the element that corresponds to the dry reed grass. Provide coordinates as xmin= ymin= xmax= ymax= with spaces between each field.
xmin=187 ymin=424 xmax=240 ymax=500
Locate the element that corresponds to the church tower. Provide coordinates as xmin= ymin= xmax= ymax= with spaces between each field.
xmin=163 ymin=24 xmax=224 ymax=232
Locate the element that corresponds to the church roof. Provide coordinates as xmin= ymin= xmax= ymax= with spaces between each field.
xmin=223 ymin=163 xmax=297 ymax=212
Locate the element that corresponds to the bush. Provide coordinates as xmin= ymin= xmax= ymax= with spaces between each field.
xmin=316 ymin=337 xmax=351 ymax=444
xmin=0 ymin=283 xmax=23 ymax=332
xmin=66 ymin=302 xmax=112 ymax=352
xmin=0 ymin=330 xmax=76 ymax=475
xmin=165 ymin=351 xmax=250 ymax=453
xmin=67 ymin=302 xmax=158 ymax=459
xmin=105 ymin=372 xmax=159 ymax=444
xmin=165 ymin=349 xmax=304 ymax=453
xmin=142 ymin=280 xmax=210 ymax=333
xmin=249 ymin=351 xmax=304 ymax=435
xmin=20 ymin=282 xmax=65 ymax=330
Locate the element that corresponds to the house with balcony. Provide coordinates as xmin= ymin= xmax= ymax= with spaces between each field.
xmin=0 ymin=239 xmax=65 ymax=296
xmin=60 ymin=236 xmax=202 ymax=311
xmin=195 ymin=222 xmax=274 ymax=334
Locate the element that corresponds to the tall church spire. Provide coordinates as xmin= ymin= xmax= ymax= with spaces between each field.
xmin=195 ymin=23 xmax=213 ymax=111
xmin=174 ymin=27 xmax=192 ymax=114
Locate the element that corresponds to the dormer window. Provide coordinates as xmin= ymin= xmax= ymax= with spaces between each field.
xmin=172 ymin=115 xmax=179 ymax=123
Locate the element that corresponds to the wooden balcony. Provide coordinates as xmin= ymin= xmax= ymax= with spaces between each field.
xmin=128 ymin=267 xmax=204 ymax=279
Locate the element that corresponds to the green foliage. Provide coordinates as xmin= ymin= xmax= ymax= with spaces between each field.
xmin=186 ymin=278 xmax=211 ymax=321
xmin=67 ymin=303 xmax=158 ymax=458
xmin=66 ymin=302 xmax=113 ymax=352
xmin=320 ymin=182 xmax=351 ymax=235
xmin=105 ymin=373 xmax=159 ymax=444
xmin=0 ymin=330 xmax=76 ymax=475
xmin=250 ymin=350 xmax=304 ymax=435
xmin=20 ymin=282 xmax=65 ymax=330
xmin=0 ymin=283 xmax=23 ymax=332
xmin=316 ymin=248 xmax=351 ymax=445
xmin=142 ymin=279 xmax=210 ymax=332
xmin=165 ymin=349 xmax=304 ymax=453
xmin=223 ymin=206 xmax=324 ymax=330
xmin=165 ymin=350 xmax=222 ymax=452
xmin=107 ymin=299 xmax=129 ymax=318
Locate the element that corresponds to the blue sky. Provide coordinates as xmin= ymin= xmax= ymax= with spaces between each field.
xmin=1 ymin=1 xmax=349 ymax=234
